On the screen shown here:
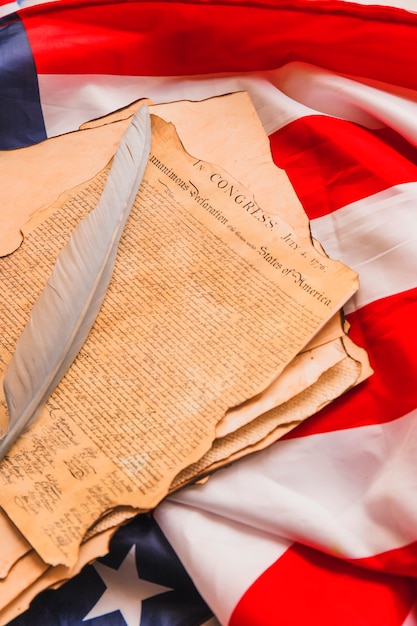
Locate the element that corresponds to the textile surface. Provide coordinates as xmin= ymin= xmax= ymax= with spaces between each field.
xmin=1 ymin=1 xmax=417 ymax=624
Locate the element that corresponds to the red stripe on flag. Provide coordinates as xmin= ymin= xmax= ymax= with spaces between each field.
xmin=350 ymin=541 xmax=417 ymax=578
xmin=375 ymin=127 xmax=417 ymax=168
xmin=284 ymin=288 xmax=417 ymax=437
xmin=269 ymin=116 xmax=417 ymax=219
xmin=20 ymin=0 xmax=417 ymax=90
xmin=229 ymin=543 xmax=417 ymax=626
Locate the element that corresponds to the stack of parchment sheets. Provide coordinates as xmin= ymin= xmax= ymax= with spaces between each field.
xmin=0 ymin=93 xmax=372 ymax=623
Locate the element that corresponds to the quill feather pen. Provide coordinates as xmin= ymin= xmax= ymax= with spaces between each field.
xmin=0 ymin=104 xmax=151 ymax=460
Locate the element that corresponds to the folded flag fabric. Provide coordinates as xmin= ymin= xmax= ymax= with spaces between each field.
xmin=8 ymin=515 xmax=216 ymax=626
xmin=1 ymin=0 xmax=417 ymax=624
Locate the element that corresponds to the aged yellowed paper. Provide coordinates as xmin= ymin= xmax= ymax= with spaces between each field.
xmin=0 ymin=112 xmax=359 ymax=569
xmin=0 ymin=510 xmax=31 ymax=579
xmin=0 ymin=95 xmax=373 ymax=623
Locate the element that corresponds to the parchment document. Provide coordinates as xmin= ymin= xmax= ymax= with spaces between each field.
xmin=0 ymin=112 xmax=359 ymax=568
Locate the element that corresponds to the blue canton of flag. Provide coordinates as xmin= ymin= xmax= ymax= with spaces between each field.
xmin=8 ymin=514 xmax=215 ymax=626
xmin=0 ymin=12 xmax=46 ymax=148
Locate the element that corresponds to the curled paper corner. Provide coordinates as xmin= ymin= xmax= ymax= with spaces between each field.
xmin=215 ymin=340 xmax=348 ymax=439
xmin=0 ymin=228 xmax=25 ymax=258
xmin=341 ymin=334 xmax=374 ymax=385
xmin=78 ymin=98 xmax=153 ymax=131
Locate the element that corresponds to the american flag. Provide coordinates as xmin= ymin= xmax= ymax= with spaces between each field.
xmin=1 ymin=0 xmax=417 ymax=624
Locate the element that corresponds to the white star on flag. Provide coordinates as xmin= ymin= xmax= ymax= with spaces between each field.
xmin=83 ymin=545 xmax=173 ymax=625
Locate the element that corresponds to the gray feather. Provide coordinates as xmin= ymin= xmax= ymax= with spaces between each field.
xmin=0 ymin=104 xmax=151 ymax=460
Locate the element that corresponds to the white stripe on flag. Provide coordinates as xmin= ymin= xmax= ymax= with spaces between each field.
xmin=1 ymin=0 xmax=58 ymax=18
xmin=155 ymin=503 xmax=291 ymax=626
xmin=38 ymin=64 xmax=417 ymax=147
xmin=163 ymin=409 xmax=417 ymax=560
xmin=310 ymin=182 xmax=417 ymax=312
xmin=37 ymin=72 xmax=322 ymax=138
xmin=0 ymin=1 xmax=18 ymax=17
xmin=272 ymin=62 xmax=417 ymax=145
xmin=341 ymin=0 xmax=417 ymax=11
